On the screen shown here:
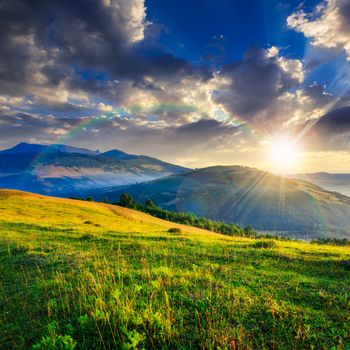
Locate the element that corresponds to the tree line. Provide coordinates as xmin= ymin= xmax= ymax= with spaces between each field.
xmin=75 ymin=194 xmax=295 ymax=240
xmin=311 ymin=237 xmax=350 ymax=246
xmin=117 ymin=193 xmax=256 ymax=237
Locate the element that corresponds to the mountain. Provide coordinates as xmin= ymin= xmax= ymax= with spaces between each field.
xmin=0 ymin=142 xmax=189 ymax=195
xmin=100 ymin=149 xmax=138 ymax=160
xmin=288 ymin=172 xmax=350 ymax=197
xmin=0 ymin=142 xmax=100 ymax=156
xmin=93 ymin=166 xmax=350 ymax=238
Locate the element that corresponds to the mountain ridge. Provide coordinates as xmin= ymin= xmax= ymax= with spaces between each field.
xmin=92 ymin=165 xmax=350 ymax=238
xmin=0 ymin=142 xmax=189 ymax=195
xmin=288 ymin=172 xmax=350 ymax=197
xmin=0 ymin=142 xmax=100 ymax=156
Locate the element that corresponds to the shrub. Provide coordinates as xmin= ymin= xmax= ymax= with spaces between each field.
xmin=168 ymin=227 xmax=182 ymax=234
xmin=7 ymin=243 xmax=29 ymax=255
xmin=79 ymin=234 xmax=95 ymax=241
xmin=253 ymin=240 xmax=276 ymax=249
xmin=32 ymin=321 xmax=77 ymax=350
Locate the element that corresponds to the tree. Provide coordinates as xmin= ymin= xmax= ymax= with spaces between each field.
xmin=145 ymin=198 xmax=156 ymax=208
xmin=86 ymin=196 xmax=93 ymax=202
xmin=244 ymin=225 xmax=255 ymax=237
xmin=119 ymin=193 xmax=137 ymax=209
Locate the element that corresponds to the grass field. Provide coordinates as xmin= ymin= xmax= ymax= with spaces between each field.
xmin=0 ymin=189 xmax=350 ymax=349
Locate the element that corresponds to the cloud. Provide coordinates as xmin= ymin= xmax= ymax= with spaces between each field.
xmin=0 ymin=0 xmax=214 ymax=137
xmin=211 ymin=47 xmax=304 ymax=126
xmin=0 ymin=105 xmax=250 ymax=166
xmin=314 ymin=106 xmax=350 ymax=135
xmin=97 ymin=103 xmax=114 ymax=112
xmin=295 ymin=105 xmax=350 ymax=151
xmin=280 ymin=83 xmax=339 ymax=127
xmin=0 ymin=1 xmax=313 ymax=136
xmin=287 ymin=0 xmax=350 ymax=59
xmin=0 ymin=110 xmax=83 ymax=146
xmin=172 ymin=118 xmax=240 ymax=143
xmin=0 ymin=0 xmax=198 ymax=102
xmin=1 ymin=0 xmax=349 ymax=171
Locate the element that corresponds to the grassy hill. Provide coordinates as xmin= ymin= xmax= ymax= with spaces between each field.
xmin=95 ymin=166 xmax=350 ymax=239
xmin=0 ymin=190 xmax=350 ymax=349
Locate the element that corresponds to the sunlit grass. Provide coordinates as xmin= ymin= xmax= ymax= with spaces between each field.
xmin=0 ymin=190 xmax=349 ymax=349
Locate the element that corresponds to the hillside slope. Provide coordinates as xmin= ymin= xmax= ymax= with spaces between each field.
xmin=0 ymin=142 xmax=188 ymax=195
xmin=289 ymin=172 xmax=350 ymax=197
xmin=0 ymin=190 xmax=350 ymax=349
xmin=95 ymin=166 xmax=350 ymax=238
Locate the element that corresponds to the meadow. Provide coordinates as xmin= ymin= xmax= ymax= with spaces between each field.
xmin=0 ymin=189 xmax=349 ymax=349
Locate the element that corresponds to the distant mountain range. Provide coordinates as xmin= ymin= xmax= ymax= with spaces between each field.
xmin=0 ymin=142 xmax=189 ymax=195
xmin=288 ymin=173 xmax=350 ymax=197
xmin=92 ymin=166 xmax=350 ymax=239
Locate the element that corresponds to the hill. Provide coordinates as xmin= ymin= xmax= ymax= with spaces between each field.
xmin=94 ymin=166 xmax=350 ymax=239
xmin=0 ymin=189 xmax=350 ymax=349
xmin=0 ymin=142 xmax=188 ymax=195
xmin=289 ymin=172 xmax=350 ymax=197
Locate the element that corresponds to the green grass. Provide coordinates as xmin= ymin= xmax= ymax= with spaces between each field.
xmin=0 ymin=189 xmax=350 ymax=349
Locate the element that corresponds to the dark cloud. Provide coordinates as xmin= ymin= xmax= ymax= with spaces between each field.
xmin=315 ymin=106 xmax=350 ymax=135
xmin=298 ymin=106 xmax=350 ymax=151
xmin=0 ymin=0 xmax=204 ymax=100
xmin=174 ymin=118 xmax=238 ymax=140
xmin=0 ymin=108 xmax=242 ymax=162
xmin=338 ymin=0 xmax=350 ymax=29
xmin=0 ymin=111 xmax=83 ymax=147
xmin=303 ymin=84 xmax=336 ymax=109
xmin=213 ymin=48 xmax=301 ymax=121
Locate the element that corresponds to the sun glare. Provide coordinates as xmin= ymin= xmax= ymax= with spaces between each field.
xmin=267 ymin=137 xmax=300 ymax=174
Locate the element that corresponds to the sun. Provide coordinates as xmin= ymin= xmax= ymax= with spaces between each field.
xmin=267 ymin=137 xmax=300 ymax=174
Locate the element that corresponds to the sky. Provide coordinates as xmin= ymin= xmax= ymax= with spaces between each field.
xmin=0 ymin=0 xmax=350 ymax=173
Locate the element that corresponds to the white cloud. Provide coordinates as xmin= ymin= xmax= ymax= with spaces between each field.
xmin=97 ymin=102 xmax=114 ymax=112
xmin=104 ymin=0 xmax=148 ymax=43
xmin=267 ymin=46 xmax=304 ymax=83
xmin=287 ymin=0 xmax=350 ymax=59
xmin=277 ymin=56 xmax=304 ymax=83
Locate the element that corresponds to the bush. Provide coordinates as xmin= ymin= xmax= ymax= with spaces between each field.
xmin=168 ymin=227 xmax=182 ymax=234
xmin=311 ymin=238 xmax=350 ymax=246
xmin=7 ymin=243 xmax=29 ymax=255
xmin=79 ymin=234 xmax=95 ymax=241
xmin=253 ymin=240 xmax=276 ymax=249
